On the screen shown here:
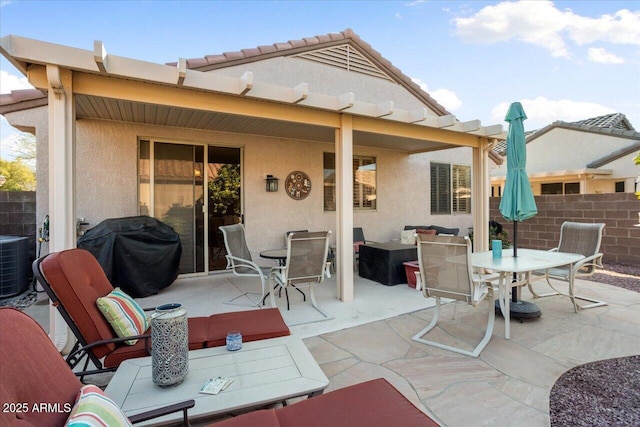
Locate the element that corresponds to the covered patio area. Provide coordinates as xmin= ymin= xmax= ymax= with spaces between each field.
xmin=23 ymin=271 xmax=640 ymax=426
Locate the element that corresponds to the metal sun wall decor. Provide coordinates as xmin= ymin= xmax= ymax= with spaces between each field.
xmin=285 ymin=171 xmax=311 ymax=200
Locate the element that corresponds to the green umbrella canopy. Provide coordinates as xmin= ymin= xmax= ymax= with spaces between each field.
xmin=499 ymin=102 xmax=537 ymax=222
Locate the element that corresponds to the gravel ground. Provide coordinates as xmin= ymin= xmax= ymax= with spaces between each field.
xmin=589 ymin=262 xmax=640 ymax=293
xmin=552 ymin=263 xmax=640 ymax=427
xmin=550 ymin=355 xmax=640 ymax=427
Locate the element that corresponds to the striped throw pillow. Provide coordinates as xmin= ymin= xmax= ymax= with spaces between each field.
xmin=66 ymin=384 xmax=132 ymax=427
xmin=97 ymin=288 xmax=149 ymax=345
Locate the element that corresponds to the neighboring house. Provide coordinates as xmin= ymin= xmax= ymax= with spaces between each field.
xmin=0 ymin=29 xmax=504 ymax=303
xmin=491 ymin=113 xmax=640 ymax=196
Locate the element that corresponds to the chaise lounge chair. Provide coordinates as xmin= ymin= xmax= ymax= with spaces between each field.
xmin=33 ymin=248 xmax=290 ymax=378
xmin=0 ymin=307 xmax=194 ymax=426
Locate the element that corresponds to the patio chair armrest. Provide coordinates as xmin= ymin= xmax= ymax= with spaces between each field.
xmin=129 ymin=399 xmax=195 ymax=425
xmin=572 ymin=252 xmax=603 ymax=274
xmin=225 ymin=254 xmax=267 ymax=276
xmin=67 ymin=334 xmax=151 ymax=362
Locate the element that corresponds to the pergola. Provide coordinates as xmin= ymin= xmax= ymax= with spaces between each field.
xmin=1 ymin=34 xmax=503 ymax=304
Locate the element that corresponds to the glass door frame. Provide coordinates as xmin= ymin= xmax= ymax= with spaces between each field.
xmin=138 ymin=137 xmax=244 ymax=277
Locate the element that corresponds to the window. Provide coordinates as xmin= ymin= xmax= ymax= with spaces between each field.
xmin=615 ymin=181 xmax=625 ymax=193
xmin=564 ymin=182 xmax=580 ymax=194
xmin=541 ymin=182 xmax=580 ymax=195
xmin=430 ymin=162 xmax=471 ymax=214
xmin=541 ymin=183 xmax=563 ymax=195
xmin=323 ymin=153 xmax=377 ymax=211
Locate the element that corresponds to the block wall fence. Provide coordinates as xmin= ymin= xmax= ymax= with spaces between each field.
xmin=490 ymin=193 xmax=640 ymax=266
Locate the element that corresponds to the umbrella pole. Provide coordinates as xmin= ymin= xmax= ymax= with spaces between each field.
xmin=512 ymin=221 xmax=518 ymax=303
xmin=494 ymin=219 xmax=540 ymax=320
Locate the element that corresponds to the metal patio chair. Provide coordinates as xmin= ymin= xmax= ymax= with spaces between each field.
xmin=220 ymin=223 xmax=270 ymax=306
xmin=268 ymin=231 xmax=332 ymax=319
xmin=412 ymin=234 xmax=498 ymax=357
xmin=528 ymin=221 xmax=607 ymax=312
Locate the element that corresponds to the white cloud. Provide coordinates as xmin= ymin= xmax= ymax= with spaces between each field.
xmin=568 ymin=9 xmax=640 ymax=46
xmin=453 ymin=1 xmax=640 ymax=59
xmin=490 ymin=97 xmax=616 ymax=129
xmin=454 ymin=1 xmax=570 ymax=57
xmin=0 ymin=70 xmax=34 ymax=94
xmin=411 ymin=78 xmax=463 ymax=111
xmin=588 ymin=47 xmax=624 ymax=64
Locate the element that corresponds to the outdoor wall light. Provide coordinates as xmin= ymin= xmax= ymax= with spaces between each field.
xmin=265 ymin=175 xmax=279 ymax=192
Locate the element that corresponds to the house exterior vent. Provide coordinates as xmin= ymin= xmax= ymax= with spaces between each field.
xmin=294 ymin=45 xmax=393 ymax=81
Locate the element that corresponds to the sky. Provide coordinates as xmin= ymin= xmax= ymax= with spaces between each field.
xmin=1 ymin=0 xmax=639 ymax=161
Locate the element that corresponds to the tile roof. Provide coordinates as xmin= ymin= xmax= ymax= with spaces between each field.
xmin=0 ymin=89 xmax=47 ymax=114
xmin=168 ymin=28 xmax=451 ymax=116
xmin=587 ymin=140 xmax=640 ymax=168
xmin=493 ymin=113 xmax=640 ymax=156
xmin=572 ymin=113 xmax=635 ymax=131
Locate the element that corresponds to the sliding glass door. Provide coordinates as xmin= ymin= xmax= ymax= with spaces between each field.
xmin=139 ymin=140 xmax=241 ymax=275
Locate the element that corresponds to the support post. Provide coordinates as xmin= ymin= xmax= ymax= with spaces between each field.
xmin=336 ymin=114 xmax=354 ymax=301
xmin=46 ymin=65 xmax=76 ymax=353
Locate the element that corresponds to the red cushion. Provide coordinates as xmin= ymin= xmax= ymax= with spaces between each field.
xmin=275 ymin=379 xmax=438 ymax=427
xmin=205 ymin=308 xmax=290 ymax=347
xmin=104 ymin=317 xmax=210 ymax=367
xmin=416 ymin=229 xmax=437 ymax=235
xmin=41 ymin=249 xmax=118 ymax=359
xmin=0 ymin=308 xmax=82 ymax=427
xmin=211 ymin=409 xmax=281 ymax=427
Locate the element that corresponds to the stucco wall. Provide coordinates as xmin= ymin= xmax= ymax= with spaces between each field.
xmin=3 ymin=106 xmax=49 ymax=254
xmin=212 ymin=57 xmax=435 ymax=113
xmin=525 ymin=129 xmax=636 ymax=174
xmin=4 ymin=110 xmax=474 ymax=257
xmin=73 ymin=118 xmax=472 ymax=253
xmin=491 ymin=127 xmax=639 ymax=195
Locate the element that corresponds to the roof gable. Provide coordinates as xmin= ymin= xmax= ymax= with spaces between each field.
xmin=171 ymin=28 xmax=450 ymax=116
xmin=293 ymin=44 xmax=392 ymax=81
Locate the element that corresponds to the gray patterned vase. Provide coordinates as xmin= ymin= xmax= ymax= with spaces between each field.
xmin=151 ymin=303 xmax=189 ymax=386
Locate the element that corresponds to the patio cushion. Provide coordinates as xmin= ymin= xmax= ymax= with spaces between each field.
xmin=416 ymin=229 xmax=437 ymax=235
xmin=213 ymin=409 xmax=282 ymax=427
xmin=40 ymin=249 xmax=118 ymax=359
xmin=67 ymin=384 xmax=132 ymax=427
xmin=276 ymin=378 xmax=437 ymax=427
xmin=0 ymin=308 xmax=81 ymax=427
xmin=401 ymin=229 xmax=417 ymax=245
xmin=204 ymin=308 xmax=290 ymax=347
xmin=209 ymin=378 xmax=438 ymax=427
xmin=97 ymin=288 xmax=149 ymax=345
xmin=103 ymin=317 xmax=209 ymax=368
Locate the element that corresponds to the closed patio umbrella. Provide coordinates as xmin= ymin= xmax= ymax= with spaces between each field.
xmin=498 ymin=102 xmax=539 ymax=318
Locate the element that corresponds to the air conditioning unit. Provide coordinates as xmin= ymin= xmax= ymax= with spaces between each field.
xmin=0 ymin=236 xmax=30 ymax=298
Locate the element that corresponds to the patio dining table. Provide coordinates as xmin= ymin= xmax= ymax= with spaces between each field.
xmin=472 ymin=248 xmax=584 ymax=339
xmin=260 ymin=248 xmax=288 ymax=266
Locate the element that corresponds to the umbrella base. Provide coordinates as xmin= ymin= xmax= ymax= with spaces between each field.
xmin=495 ymin=299 xmax=541 ymax=319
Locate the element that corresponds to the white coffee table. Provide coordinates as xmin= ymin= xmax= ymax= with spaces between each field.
xmin=105 ymin=335 xmax=329 ymax=426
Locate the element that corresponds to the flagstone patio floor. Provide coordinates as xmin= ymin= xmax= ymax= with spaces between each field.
xmin=24 ymin=272 xmax=640 ymax=426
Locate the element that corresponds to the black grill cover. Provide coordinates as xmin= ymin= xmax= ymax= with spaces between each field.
xmin=77 ymin=216 xmax=181 ymax=297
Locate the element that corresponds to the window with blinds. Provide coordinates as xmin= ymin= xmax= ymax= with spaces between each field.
xmin=452 ymin=165 xmax=471 ymax=214
xmin=323 ymin=153 xmax=377 ymax=211
xmin=431 ymin=163 xmax=471 ymax=214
